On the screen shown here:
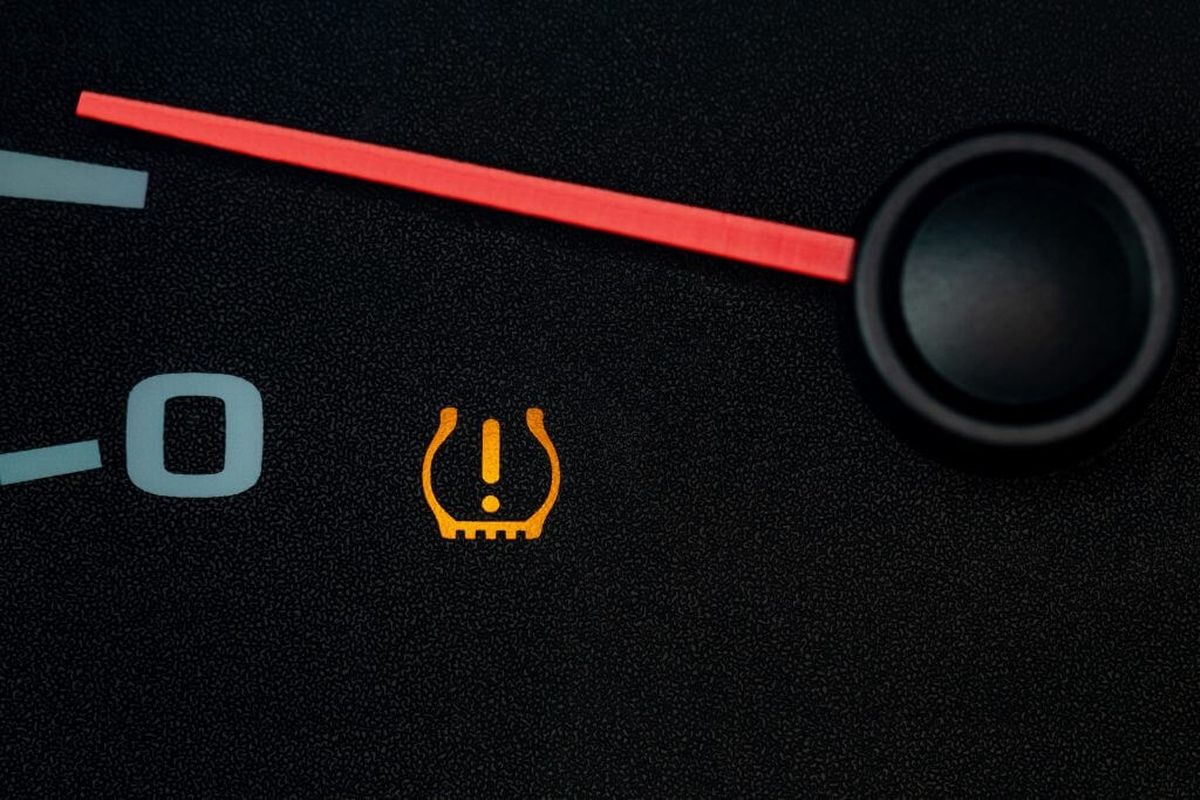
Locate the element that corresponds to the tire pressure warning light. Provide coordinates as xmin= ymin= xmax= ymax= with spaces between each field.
xmin=422 ymin=408 xmax=560 ymax=541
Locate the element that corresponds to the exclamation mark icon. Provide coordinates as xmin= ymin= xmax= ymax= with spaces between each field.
xmin=481 ymin=418 xmax=501 ymax=513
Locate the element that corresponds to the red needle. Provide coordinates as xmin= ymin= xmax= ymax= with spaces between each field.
xmin=77 ymin=91 xmax=854 ymax=283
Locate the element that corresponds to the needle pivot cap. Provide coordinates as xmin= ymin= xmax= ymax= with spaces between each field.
xmin=851 ymin=130 xmax=1179 ymax=466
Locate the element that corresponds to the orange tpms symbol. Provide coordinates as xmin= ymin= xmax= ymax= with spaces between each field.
xmin=421 ymin=408 xmax=560 ymax=541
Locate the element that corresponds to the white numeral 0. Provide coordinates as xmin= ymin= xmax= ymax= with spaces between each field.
xmin=126 ymin=373 xmax=263 ymax=497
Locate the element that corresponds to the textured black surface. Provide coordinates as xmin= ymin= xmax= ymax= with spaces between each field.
xmin=1 ymin=1 xmax=1198 ymax=795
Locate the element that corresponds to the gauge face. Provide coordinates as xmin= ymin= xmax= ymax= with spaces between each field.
xmin=2 ymin=2 xmax=1198 ymax=795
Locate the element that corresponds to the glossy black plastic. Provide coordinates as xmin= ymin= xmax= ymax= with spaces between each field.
xmin=850 ymin=130 xmax=1179 ymax=467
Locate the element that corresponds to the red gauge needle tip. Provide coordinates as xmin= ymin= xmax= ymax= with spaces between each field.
xmin=76 ymin=91 xmax=855 ymax=282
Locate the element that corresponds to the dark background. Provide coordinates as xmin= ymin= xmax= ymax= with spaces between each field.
xmin=1 ymin=0 xmax=1198 ymax=795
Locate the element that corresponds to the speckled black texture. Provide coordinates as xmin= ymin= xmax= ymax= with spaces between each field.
xmin=1 ymin=1 xmax=1198 ymax=795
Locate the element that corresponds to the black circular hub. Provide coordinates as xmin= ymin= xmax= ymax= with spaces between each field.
xmin=852 ymin=130 xmax=1179 ymax=465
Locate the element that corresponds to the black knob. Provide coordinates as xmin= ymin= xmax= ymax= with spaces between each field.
xmin=850 ymin=130 xmax=1179 ymax=467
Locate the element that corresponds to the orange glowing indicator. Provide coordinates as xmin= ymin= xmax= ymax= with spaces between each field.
xmin=422 ymin=408 xmax=560 ymax=541
xmin=481 ymin=417 xmax=501 ymax=514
